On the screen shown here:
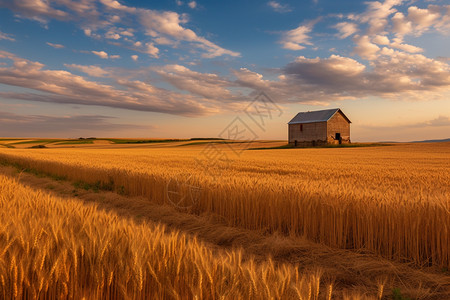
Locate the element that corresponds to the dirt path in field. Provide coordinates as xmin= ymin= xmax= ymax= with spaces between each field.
xmin=1 ymin=165 xmax=449 ymax=299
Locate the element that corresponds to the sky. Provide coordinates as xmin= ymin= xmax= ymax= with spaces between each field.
xmin=0 ymin=0 xmax=449 ymax=142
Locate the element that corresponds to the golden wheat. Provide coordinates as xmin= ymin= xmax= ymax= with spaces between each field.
xmin=0 ymin=142 xmax=448 ymax=271
xmin=0 ymin=174 xmax=381 ymax=299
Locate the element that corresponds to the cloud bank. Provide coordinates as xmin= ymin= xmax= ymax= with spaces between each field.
xmin=0 ymin=0 xmax=449 ymax=119
xmin=0 ymin=51 xmax=226 ymax=116
xmin=0 ymin=0 xmax=239 ymax=59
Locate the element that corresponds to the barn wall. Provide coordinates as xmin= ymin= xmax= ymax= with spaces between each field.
xmin=288 ymin=121 xmax=327 ymax=144
xmin=327 ymin=112 xmax=350 ymax=143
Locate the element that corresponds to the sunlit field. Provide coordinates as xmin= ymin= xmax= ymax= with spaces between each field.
xmin=0 ymin=140 xmax=449 ymax=299
xmin=0 ymin=173 xmax=341 ymax=300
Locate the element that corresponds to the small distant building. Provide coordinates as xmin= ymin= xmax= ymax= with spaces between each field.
xmin=288 ymin=108 xmax=351 ymax=146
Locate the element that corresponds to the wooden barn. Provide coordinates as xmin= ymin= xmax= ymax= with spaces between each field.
xmin=288 ymin=108 xmax=351 ymax=146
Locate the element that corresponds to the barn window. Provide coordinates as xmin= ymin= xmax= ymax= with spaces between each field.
xmin=300 ymin=124 xmax=303 ymax=131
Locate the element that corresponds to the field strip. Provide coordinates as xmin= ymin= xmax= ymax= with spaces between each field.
xmin=0 ymin=164 xmax=448 ymax=299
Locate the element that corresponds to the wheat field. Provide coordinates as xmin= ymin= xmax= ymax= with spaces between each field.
xmin=0 ymin=141 xmax=448 ymax=298
xmin=0 ymin=142 xmax=448 ymax=268
xmin=0 ymin=172 xmax=371 ymax=299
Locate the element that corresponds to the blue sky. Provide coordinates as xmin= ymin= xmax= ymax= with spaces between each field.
xmin=0 ymin=0 xmax=449 ymax=141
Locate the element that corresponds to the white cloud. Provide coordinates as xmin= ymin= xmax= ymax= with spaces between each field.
xmin=333 ymin=22 xmax=358 ymax=39
xmin=342 ymin=1 xmax=450 ymax=60
xmin=357 ymin=0 xmax=404 ymax=34
xmin=110 ymin=15 xmax=121 ymax=23
xmin=285 ymin=55 xmax=366 ymax=81
xmin=1 ymin=0 xmax=239 ymax=59
xmin=154 ymin=36 xmax=178 ymax=46
xmin=89 ymin=50 xmax=119 ymax=59
xmin=176 ymin=1 xmax=183 ymax=6
xmin=65 ymin=64 xmax=109 ymax=77
xmin=392 ymin=12 xmax=413 ymax=36
xmin=230 ymin=51 xmax=450 ymax=105
xmin=154 ymin=64 xmax=235 ymax=100
xmin=91 ymin=50 xmax=109 ymax=59
xmin=280 ymin=22 xmax=314 ymax=50
xmin=0 ymin=0 xmax=68 ymax=23
xmin=342 ymin=0 xmax=450 ymax=43
xmin=46 ymin=42 xmax=65 ymax=49
xmin=407 ymin=6 xmax=440 ymax=33
xmin=138 ymin=9 xmax=240 ymax=58
xmin=0 ymin=31 xmax=15 ymax=41
xmin=145 ymin=43 xmax=159 ymax=58
xmin=391 ymin=4 xmax=450 ymax=37
xmin=282 ymin=51 xmax=450 ymax=100
xmin=99 ymin=0 xmax=136 ymax=13
xmin=105 ymin=30 xmax=121 ymax=40
xmin=231 ymin=46 xmax=450 ymax=105
xmin=267 ymin=1 xmax=292 ymax=13
xmin=188 ymin=1 xmax=197 ymax=9
xmin=389 ymin=37 xmax=423 ymax=53
xmin=120 ymin=29 xmax=134 ymax=37
xmin=84 ymin=28 xmax=92 ymax=36
xmin=353 ymin=35 xmax=380 ymax=60
xmin=434 ymin=5 xmax=450 ymax=34
xmin=233 ymin=68 xmax=272 ymax=92
xmin=1 ymin=48 xmax=450 ymax=117
xmin=83 ymin=28 xmax=101 ymax=39
xmin=282 ymin=42 xmax=305 ymax=51
xmin=1 ymin=0 xmax=450 ymax=116
xmin=198 ymin=42 xmax=240 ymax=58
xmin=0 ymin=51 xmax=221 ymax=116
xmin=54 ymin=0 xmax=98 ymax=15
xmin=372 ymin=35 xmax=390 ymax=45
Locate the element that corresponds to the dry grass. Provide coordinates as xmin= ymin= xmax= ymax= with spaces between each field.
xmin=0 ymin=142 xmax=448 ymax=272
xmin=0 ymin=174 xmax=379 ymax=299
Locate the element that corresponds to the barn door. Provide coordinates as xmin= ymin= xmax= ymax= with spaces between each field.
xmin=335 ymin=133 xmax=342 ymax=144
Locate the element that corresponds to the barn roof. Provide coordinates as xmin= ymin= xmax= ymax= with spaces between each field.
xmin=288 ymin=108 xmax=351 ymax=124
